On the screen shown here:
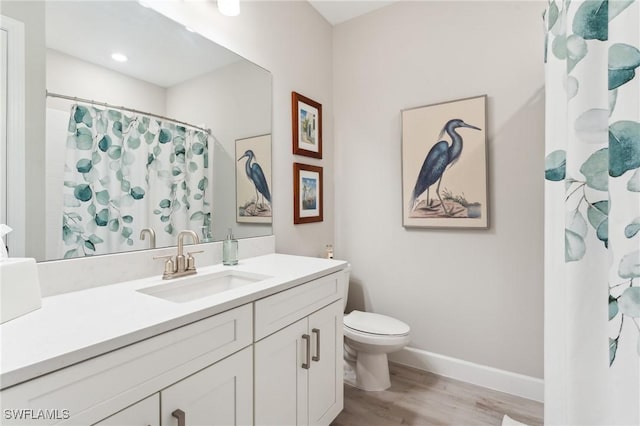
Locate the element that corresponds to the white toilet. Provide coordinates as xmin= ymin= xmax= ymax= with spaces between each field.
xmin=342 ymin=267 xmax=411 ymax=391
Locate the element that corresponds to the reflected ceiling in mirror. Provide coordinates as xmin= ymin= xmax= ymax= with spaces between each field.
xmin=45 ymin=1 xmax=241 ymax=90
xmin=4 ymin=0 xmax=272 ymax=262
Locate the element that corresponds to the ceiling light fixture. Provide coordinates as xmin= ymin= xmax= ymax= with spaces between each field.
xmin=218 ymin=0 xmax=240 ymax=17
xmin=111 ymin=53 xmax=128 ymax=63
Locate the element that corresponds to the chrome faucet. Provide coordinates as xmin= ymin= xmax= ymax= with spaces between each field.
xmin=154 ymin=230 xmax=202 ymax=280
xmin=140 ymin=228 xmax=156 ymax=249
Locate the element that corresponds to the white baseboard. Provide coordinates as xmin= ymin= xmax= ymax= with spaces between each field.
xmin=388 ymin=347 xmax=544 ymax=403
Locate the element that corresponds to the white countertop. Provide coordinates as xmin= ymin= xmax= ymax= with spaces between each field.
xmin=0 ymin=254 xmax=347 ymax=390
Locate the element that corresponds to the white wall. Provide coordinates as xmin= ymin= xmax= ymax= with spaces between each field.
xmin=149 ymin=0 xmax=334 ymax=258
xmin=334 ymin=1 xmax=545 ymax=378
xmin=166 ymin=60 xmax=271 ymax=241
xmin=46 ymin=49 xmax=167 ymax=115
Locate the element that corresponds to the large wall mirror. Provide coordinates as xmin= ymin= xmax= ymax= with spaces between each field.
xmin=1 ymin=1 xmax=272 ymax=262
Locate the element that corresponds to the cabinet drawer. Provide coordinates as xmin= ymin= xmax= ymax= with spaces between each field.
xmin=254 ymin=272 xmax=343 ymax=341
xmin=92 ymin=394 xmax=159 ymax=426
xmin=0 ymin=305 xmax=252 ymax=426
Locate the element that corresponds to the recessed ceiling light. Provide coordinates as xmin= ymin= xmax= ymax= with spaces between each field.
xmin=218 ymin=0 xmax=240 ymax=16
xmin=111 ymin=53 xmax=128 ymax=63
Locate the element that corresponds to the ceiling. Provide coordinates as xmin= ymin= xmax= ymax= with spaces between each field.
xmin=308 ymin=1 xmax=398 ymax=26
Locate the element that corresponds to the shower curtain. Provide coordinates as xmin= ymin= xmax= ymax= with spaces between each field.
xmin=544 ymin=0 xmax=639 ymax=424
xmin=61 ymin=104 xmax=211 ymax=258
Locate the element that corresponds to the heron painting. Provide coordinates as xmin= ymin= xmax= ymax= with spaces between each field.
xmin=401 ymin=96 xmax=488 ymax=229
xmin=236 ymin=135 xmax=272 ymax=223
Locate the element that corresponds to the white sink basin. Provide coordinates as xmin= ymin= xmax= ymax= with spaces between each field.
xmin=137 ymin=270 xmax=272 ymax=303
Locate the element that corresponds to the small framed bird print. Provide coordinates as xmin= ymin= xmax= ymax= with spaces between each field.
xmin=236 ymin=134 xmax=272 ymax=223
xmin=401 ymin=95 xmax=488 ymax=229
xmin=293 ymin=163 xmax=323 ymax=224
xmin=292 ymin=92 xmax=323 ymax=159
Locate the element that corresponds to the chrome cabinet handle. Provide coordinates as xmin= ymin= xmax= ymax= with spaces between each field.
xmin=312 ymin=328 xmax=320 ymax=362
xmin=172 ymin=409 xmax=185 ymax=426
xmin=302 ymin=334 xmax=311 ymax=369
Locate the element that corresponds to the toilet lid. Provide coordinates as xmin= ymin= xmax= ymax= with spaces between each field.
xmin=344 ymin=310 xmax=410 ymax=336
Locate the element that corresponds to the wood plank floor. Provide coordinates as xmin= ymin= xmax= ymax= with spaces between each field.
xmin=331 ymin=363 xmax=543 ymax=426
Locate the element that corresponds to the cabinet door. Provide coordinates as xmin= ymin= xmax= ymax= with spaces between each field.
xmin=255 ymin=318 xmax=309 ymax=426
xmin=308 ymin=301 xmax=343 ymax=426
xmin=92 ymin=394 xmax=159 ymax=426
xmin=161 ymin=346 xmax=253 ymax=426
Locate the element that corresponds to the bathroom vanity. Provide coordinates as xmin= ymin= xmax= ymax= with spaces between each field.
xmin=0 ymin=254 xmax=347 ymax=426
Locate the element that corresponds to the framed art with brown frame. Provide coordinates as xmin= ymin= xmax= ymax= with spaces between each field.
xmin=293 ymin=162 xmax=323 ymax=224
xmin=292 ymin=92 xmax=322 ymax=158
xmin=401 ymin=95 xmax=488 ymax=229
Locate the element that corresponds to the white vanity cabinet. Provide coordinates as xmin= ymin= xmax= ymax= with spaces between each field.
xmin=307 ymin=301 xmax=344 ymax=426
xmin=0 ymin=304 xmax=253 ymax=426
xmin=92 ymin=394 xmax=159 ymax=426
xmin=0 ymin=262 xmax=347 ymax=426
xmin=160 ymin=346 xmax=253 ymax=426
xmin=94 ymin=347 xmax=253 ymax=426
xmin=254 ymin=272 xmax=344 ymax=426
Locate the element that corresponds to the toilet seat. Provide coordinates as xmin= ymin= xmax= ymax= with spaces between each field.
xmin=343 ymin=310 xmax=410 ymax=336
xmin=344 ymin=325 xmax=411 ymax=347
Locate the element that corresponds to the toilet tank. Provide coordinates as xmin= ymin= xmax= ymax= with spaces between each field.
xmin=341 ymin=264 xmax=351 ymax=311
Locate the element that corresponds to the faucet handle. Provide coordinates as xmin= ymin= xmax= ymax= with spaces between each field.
xmin=186 ymin=250 xmax=204 ymax=271
xmin=153 ymin=255 xmax=175 ymax=275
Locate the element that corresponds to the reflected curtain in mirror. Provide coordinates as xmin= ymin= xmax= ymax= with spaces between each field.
xmin=58 ymin=104 xmax=211 ymax=258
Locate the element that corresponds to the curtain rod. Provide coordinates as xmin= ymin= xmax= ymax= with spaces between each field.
xmin=46 ymin=90 xmax=211 ymax=135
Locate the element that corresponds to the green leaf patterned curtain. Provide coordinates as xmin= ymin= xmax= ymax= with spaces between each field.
xmin=61 ymin=104 xmax=211 ymax=258
xmin=544 ymin=0 xmax=639 ymax=424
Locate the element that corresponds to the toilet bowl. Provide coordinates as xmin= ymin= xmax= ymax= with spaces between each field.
xmin=342 ymin=267 xmax=411 ymax=391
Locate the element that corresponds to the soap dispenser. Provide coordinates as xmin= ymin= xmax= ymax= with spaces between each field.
xmin=223 ymin=228 xmax=238 ymax=265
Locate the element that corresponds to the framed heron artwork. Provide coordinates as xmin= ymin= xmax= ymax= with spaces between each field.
xmin=293 ymin=163 xmax=323 ymax=224
xmin=401 ymin=95 xmax=488 ymax=229
xmin=236 ymin=134 xmax=272 ymax=223
xmin=292 ymin=92 xmax=323 ymax=159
